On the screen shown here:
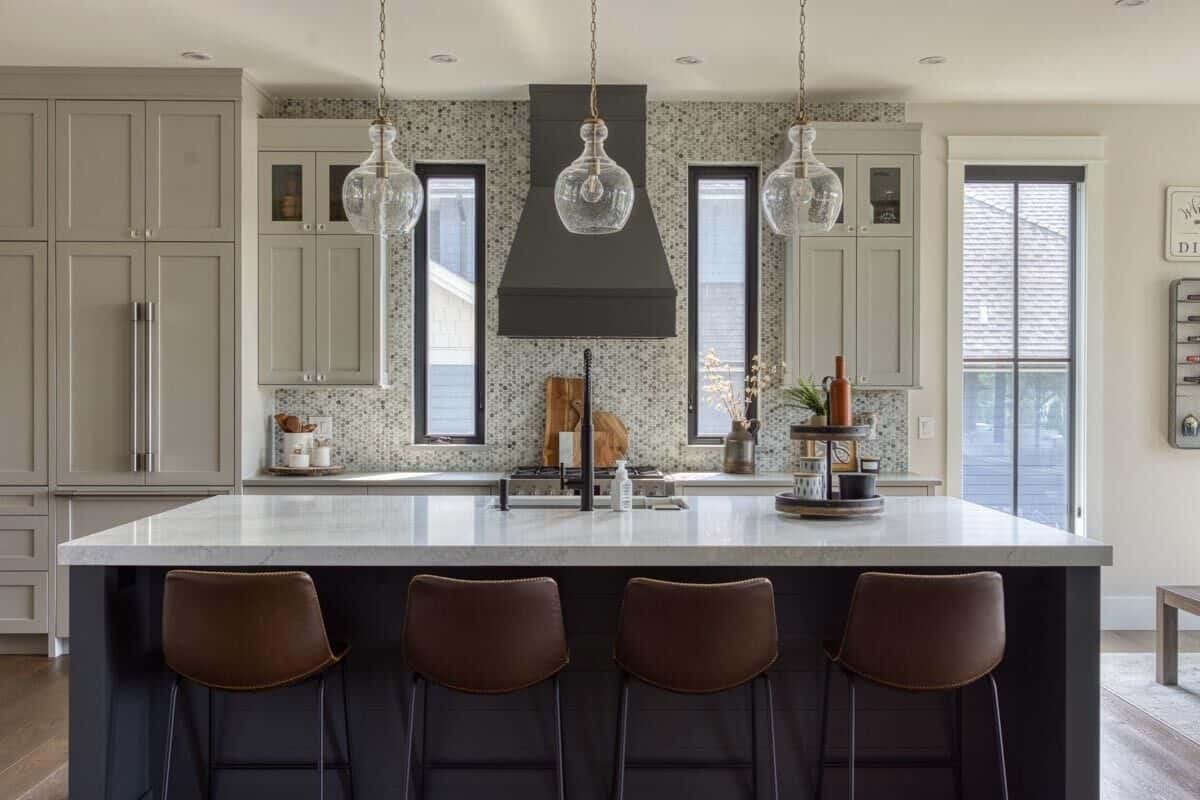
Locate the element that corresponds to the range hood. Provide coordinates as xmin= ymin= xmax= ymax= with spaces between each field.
xmin=499 ymin=84 xmax=676 ymax=338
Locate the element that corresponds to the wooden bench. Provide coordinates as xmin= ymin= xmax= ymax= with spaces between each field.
xmin=1157 ymin=586 xmax=1200 ymax=685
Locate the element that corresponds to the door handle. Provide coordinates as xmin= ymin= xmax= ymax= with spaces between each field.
xmin=144 ymin=300 xmax=156 ymax=473
xmin=130 ymin=302 xmax=141 ymax=472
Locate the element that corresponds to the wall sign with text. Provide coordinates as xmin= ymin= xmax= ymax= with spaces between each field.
xmin=1167 ymin=187 xmax=1200 ymax=261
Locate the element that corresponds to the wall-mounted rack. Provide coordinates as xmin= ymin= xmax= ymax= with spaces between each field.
xmin=1169 ymin=279 xmax=1200 ymax=448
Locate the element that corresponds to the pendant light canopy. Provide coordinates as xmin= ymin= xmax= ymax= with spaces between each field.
xmin=554 ymin=0 xmax=635 ymax=235
xmin=761 ymin=0 xmax=842 ymax=236
xmin=342 ymin=0 xmax=423 ymax=236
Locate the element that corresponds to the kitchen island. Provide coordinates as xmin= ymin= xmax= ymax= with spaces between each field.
xmin=59 ymin=494 xmax=1110 ymax=800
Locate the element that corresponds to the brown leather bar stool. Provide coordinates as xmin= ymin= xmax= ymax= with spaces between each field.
xmin=814 ymin=571 xmax=1008 ymax=800
xmin=160 ymin=570 xmax=352 ymax=800
xmin=402 ymin=575 xmax=570 ymax=800
xmin=611 ymin=577 xmax=780 ymax=800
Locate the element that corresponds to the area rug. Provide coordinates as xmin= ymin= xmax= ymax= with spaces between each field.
xmin=1101 ymin=652 xmax=1200 ymax=745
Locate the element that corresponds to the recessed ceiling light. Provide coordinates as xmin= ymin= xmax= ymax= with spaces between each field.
xmin=429 ymin=53 xmax=458 ymax=64
xmin=1114 ymin=0 xmax=1148 ymax=6
xmin=918 ymin=55 xmax=947 ymax=65
xmin=179 ymin=50 xmax=212 ymax=61
xmin=675 ymin=55 xmax=703 ymax=66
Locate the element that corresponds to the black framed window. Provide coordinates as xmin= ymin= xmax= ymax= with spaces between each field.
xmin=962 ymin=165 xmax=1082 ymax=530
xmin=687 ymin=166 xmax=759 ymax=443
xmin=414 ymin=164 xmax=486 ymax=444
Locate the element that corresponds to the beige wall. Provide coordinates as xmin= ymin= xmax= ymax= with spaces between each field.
xmin=907 ymin=102 xmax=1200 ymax=628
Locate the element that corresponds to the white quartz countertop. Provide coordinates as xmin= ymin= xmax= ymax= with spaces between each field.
xmin=241 ymin=470 xmax=940 ymax=487
xmin=58 ymin=494 xmax=1109 ymax=568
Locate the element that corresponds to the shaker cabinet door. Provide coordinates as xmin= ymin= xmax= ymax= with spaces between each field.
xmin=259 ymin=236 xmax=317 ymax=384
xmin=0 ymin=100 xmax=47 ymax=240
xmin=797 ymin=236 xmax=857 ymax=382
xmin=315 ymin=235 xmax=376 ymax=385
xmin=856 ymin=237 xmax=915 ymax=387
xmin=55 ymin=243 xmax=146 ymax=485
xmin=146 ymin=243 xmax=235 ymax=485
xmin=0 ymin=243 xmax=47 ymax=484
xmin=316 ymin=152 xmax=369 ymax=234
xmin=146 ymin=101 xmax=236 ymax=242
xmin=55 ymin=101 xmax=146 ymax=241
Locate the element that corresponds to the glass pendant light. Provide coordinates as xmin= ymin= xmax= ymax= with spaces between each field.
xmin=762 ymin=0 xmax=842 ymax=235
xmin=554 ymin=0 xmax=634 ymax=235
xmin=342 ymin=0 xmax=423 ymax=236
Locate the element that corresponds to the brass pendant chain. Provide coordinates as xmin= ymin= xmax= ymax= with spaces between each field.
xmin=588 ymin=0 xmax=600 ymax=120
xmin=796 ymin=0 xmax=809 ymax=125
xmin=376 ymin=0 xmax=389 ymax=122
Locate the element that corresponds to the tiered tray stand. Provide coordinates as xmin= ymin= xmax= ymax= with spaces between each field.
xmin=775 ymin=423 xmax=884 ymax=518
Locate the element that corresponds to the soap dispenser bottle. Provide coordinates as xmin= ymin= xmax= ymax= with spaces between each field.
xmin=613 ymin=460 xmax=633 ymax=512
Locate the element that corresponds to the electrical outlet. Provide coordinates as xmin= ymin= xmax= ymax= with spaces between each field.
xmin=918 ymin=416 xmax=935 ymax=440
xmin=308 ymin=416 xmax=334 ymax=440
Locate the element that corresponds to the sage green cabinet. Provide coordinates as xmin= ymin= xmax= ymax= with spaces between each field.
xmin=259 ymin=234 xmax=378 ymax=385
xmin=796 ymin=237 xmax=857 ymax=383
xmin=856 ymin=237 xmax=915 ymax=387
xmin=56 ymin=100 xmax=234 ymax=242
xmin=0 ymin=243 xmax=47 ymax=484
xmin=0 ymin=100 xmax=47 ymax=240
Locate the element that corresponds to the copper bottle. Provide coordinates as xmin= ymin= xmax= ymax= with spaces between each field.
xmin=829 ymin=355 xmax=853 ymax=426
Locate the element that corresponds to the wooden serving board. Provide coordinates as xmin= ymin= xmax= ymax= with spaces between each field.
xmin=265 ymin=465 xmax=346 ymax=477
xmin=543 ymin=377 xmax=587 ymax=466
xmin=774 ymin=492 xmax=884 ymax=519
xmin=571 ymin=400 xmax=629 ymax=468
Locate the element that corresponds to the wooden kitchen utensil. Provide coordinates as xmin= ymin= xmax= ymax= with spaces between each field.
xmin=543 ymin=377 xmax=587 ymax=466
xmin=571 ymin=399 xmax=629 ymax=468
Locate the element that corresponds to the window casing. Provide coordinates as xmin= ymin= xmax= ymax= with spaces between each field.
xmin=961 ymin=165 xmax=1081 ymax=530
xmin=413 ymin=164 xmax=486 ymax=444
xmin=687 ymin=166 xmax=759 ymax=444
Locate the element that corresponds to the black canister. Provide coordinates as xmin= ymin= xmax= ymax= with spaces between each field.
xmin=838 ymin=472 xmax=878 ymax=500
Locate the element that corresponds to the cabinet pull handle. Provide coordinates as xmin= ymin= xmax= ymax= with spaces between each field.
xmin=316 ymin=223 xmax=326 ymax=231
xmin=130 ymin=228 xmax=140 ymax=239
xmin=317 ymin=373 xmax=325 ymax=382
xmin=303 ymin=373 xmax=312 ymax=382
xmin=145 ymin=229 xmax=154 ymax=239
xmin=145 ymin=301 xmax=156 ymax=473
xmin=130 ymin=302 xmax=141 ymax=472
xmin=302 ymin=223 xmax=313 ymax=231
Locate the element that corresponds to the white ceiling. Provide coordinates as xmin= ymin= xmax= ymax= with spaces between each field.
xmin=2 ymin=0 xmax=1197 ymax=104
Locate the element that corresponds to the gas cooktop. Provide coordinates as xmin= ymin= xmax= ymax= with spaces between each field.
xmin=509 ymin=466 xmax=665 ymax=481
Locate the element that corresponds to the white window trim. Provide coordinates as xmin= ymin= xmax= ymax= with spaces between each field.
xmin=945 ymin=136 xmax=1105 ymax=537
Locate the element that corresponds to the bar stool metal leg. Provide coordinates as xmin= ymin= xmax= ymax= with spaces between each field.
xmin=989 ymin=674 xmax=1009 ymax=800
xmin=340 ymin=661 xmax=356 ymax=800
xmin=403 ymin=675 xmax=420 ymax=800
xmin=750 ymin=679 xmax=757 ymax=800
xmin=952 ymin=688 xmax=964 ymax=800
xmin=763 ymin=674 xmax=780 ymax=800
xmin=317 ymin=675 xmax=326 ymax=800
xmin=611 ymin=673 xmax=630 ymax=800
xmin=208 ymin=687 xmax=216 ymax=800
xmin=846 ymin=673 xmax=856 ymax=800
xmin=554 ymin=675 xmax=566 ymax=800
xmin=814 ymin=659 xmax=831 ymax=800
xmin=161 ymin=677 xmax=180 ymax=800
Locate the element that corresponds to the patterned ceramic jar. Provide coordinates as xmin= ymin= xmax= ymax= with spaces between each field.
xmin=795 ymin=456 xmax=826 ymax=477
xmin=793 ymin=471 xmax=826 ymax=500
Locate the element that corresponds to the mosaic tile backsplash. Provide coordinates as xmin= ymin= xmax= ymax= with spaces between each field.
xmin=272 ymin=98 xmax=908 ymax=473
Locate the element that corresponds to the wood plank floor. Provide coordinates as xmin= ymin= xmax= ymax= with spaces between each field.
xmin=0 ymin=633 xmax=1197 ymax=799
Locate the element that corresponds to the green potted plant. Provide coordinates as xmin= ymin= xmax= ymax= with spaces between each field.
xmin=779 ymin=375 xmax=829 ymax=426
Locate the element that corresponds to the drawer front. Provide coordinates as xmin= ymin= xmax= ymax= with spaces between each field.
xmin=0 ymin=488 xmax=48 ymax=515
xmin=0 ymin=516 xmax=49 ymax=570
xmin=0 ymin=572 xmax=48 ymax=634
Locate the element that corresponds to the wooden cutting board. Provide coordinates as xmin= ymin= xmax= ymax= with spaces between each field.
xmin=572 ymin=400 xmax=630 ymax=468
xmin=543 ymin=377 xmax=586 ymax=466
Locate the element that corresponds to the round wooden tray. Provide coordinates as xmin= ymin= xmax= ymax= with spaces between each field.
xmin=774 ymin=491 xmax=884 ymax=519
xmin=790 ymin=423 xmax=872 ymax=442
xmin=265 ymin=465 xmax=346 ymax=477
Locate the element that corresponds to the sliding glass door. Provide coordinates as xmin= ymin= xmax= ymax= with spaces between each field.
xmin=962 ymin=166 xmax=1081 ymax=530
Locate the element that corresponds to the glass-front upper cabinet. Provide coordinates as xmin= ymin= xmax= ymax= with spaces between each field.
xmin=812 ymin=154 xmax=857 ymax=236
xmin=857 ymin=155 xmax=914 ymax=236
xmin=316 ymin=153 xmax=369 ymax=234
xmin=259 ymin=152 xmax=315 ymax=234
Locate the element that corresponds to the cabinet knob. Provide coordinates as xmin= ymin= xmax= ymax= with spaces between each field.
xmin=130 ymin=228 xmax=140 ymax=239
xmin=144 ymin=229 xmax=154 ymax=239
xmin=302 ymin=373 xmax=312 ymax=382
xmin=317 ymin=223 xmax=326 ymax=231
xmin=860 ymin=226 xmax=869 ymax=232
xmin=847 ymin=225 xmax=856 ymax=232
xmin=302 ymin=223 xmax=313 ymax=231
xmin=317 ymin=373 xmax=326 ymax=382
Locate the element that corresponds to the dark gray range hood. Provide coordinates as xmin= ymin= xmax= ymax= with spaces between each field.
xmin=498 ymin=84 xmax=676 ymax=338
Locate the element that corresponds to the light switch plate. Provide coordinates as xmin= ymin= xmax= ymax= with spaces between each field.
xmin=918 ymin=416 xmax=935 ymax=440
xmin=308 ymin=416 xmax=334 ymax=440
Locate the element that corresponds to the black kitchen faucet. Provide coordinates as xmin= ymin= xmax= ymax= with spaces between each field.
xmin=559 ymin=348 xmax=596 ymax=510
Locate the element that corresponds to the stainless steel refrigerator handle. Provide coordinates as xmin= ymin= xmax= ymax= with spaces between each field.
xmin=145 ymin=300 xmax=156 ymax=473
xmin=130 ymin=301 xmax=141 ymax=472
